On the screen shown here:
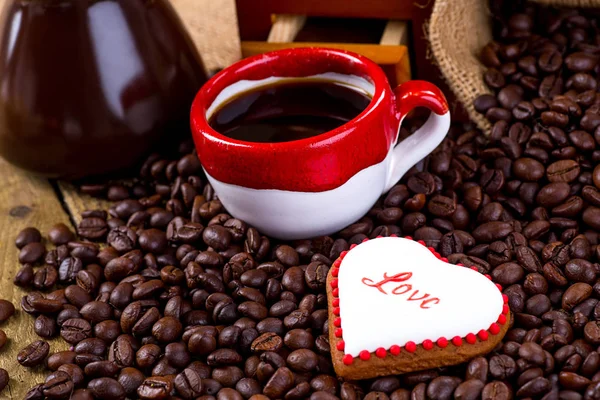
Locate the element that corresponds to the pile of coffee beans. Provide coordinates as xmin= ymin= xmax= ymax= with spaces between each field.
xmin=5 ymin=2 xmax=600 ymax=400
xmin=0 ymin=299 xmax=12 ymax=394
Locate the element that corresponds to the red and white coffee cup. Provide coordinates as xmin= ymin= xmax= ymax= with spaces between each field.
xmin=191 ymin=48 xmax=450 ymax=240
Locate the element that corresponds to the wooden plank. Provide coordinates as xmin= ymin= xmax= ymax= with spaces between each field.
xmin=379 ymin=20 xmax=408 ymax=46
xmin=394 ymin=48 xmax=412 ymax=85
xmin=236 ymin=0 xmax=425 ymax=41
xmin=267 ymin=14 xmax=307 ymax=43
xmin=235 ymin=0 xmax=440 ymax=92
xmin=241 ymin=41 xmax=408 ymax=65
xmin=58 ymin=182 xmax=111 ymax=226
xmin=0 ymin=159 xmax=73 ymax=400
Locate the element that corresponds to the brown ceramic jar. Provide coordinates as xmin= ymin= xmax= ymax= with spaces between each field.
xmin=0 ymin=0 xmax=207 ymax=178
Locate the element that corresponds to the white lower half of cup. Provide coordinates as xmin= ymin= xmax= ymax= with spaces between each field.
xmin=204 ymin=151 xmax=392 ymax=240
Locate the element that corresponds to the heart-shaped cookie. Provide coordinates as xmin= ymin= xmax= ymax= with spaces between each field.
xmin=327 ymin=236 xmax=510 ymax=380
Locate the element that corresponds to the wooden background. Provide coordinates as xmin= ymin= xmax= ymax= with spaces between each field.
xmin=0 ymin=1 xmax=240 ymax=398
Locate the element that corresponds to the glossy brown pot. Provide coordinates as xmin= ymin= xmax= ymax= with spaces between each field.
xmin=0 ymin=0 xmax=207 ymax=178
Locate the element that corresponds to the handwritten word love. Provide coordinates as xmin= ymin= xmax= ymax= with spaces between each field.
xmin=361 ymin=272 xmax=440 ymax=309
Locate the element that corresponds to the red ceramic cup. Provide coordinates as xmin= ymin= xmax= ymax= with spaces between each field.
xmin=191 ymin=48 xmax=450 ymax=240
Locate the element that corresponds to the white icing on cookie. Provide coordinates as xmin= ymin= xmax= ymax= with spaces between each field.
xmin=337 ymin=237 xmax=504 ymax=357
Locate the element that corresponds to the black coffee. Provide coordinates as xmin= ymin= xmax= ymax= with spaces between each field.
xmin=208 ymin=80 xmax=372 ymax=143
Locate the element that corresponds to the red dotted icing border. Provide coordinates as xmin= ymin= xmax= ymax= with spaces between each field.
xmin=330 ymin=235 xmax=510 ymax=366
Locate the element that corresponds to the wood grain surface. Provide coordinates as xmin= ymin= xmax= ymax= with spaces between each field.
xmin=58 ymin=182 xmax=112 ymax=226
xmin=0 ymin=159 xmax=73 ymax=400
xmin=0 ymin=1 xmax=241 ymax=398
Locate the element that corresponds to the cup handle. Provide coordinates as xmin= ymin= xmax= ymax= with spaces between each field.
xmin=383 ymin=80 xmax=451 ymax=193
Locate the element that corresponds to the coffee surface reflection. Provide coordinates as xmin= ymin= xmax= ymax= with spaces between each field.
xmin=208 ymin=81 xmax=372 ymax=143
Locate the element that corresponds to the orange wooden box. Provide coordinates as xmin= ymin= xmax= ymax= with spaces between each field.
xmin=234 ymin=0 xmax=430 ymax=87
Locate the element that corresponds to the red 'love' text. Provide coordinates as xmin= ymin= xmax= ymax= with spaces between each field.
xmin=361 ymin=272 xmax=440 ymax=309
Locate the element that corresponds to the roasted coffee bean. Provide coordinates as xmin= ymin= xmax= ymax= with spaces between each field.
xmin=0 ymin=300 xmax=15 ymax=323
xmin=88 ymin=377 xmax=126 ymax=400
xmin=235 ymin=378 xmax=261 ymax=398
xmin=207 ymin=348 xmax=243 ymax=366
xmin=473 ymin=222 xmax=513 ymax=242
xmin=175 ymin=368 xmax=203 ymax=398
xmin=136 ymin=343 xmax=162 ymax=369
xmin=464 ymin=357 xmax=488 ymax=382
xmin=539 ymin=49 xmax=563 ymax=72
xmin=68 ymin=242 xmax=99 ymax=263
xmin=263 ymin=367 xmax=294 ymax=398
xmin=95 ymin=320 xmax=121 ymax=343
xmin=47 ymin=351 xmax=77 ymax=370
xmin=108 ymin=336 xmax=134 ymax=368
xmin=305 ymin=262 xmax=328 ymax=290
xmin=484 ymin=68 xmax=506 ymax=89
xmin=563 ymin=283 xmax=592 ymax=310
xmin=486 ymin=107 xmax=512 ymax=122
xmin=137 ymin=376 xmax=173 ymax=399
xmin=513 ymin=101 xmax=536 ymax=120
xmin=77 ymin=217 xmax=108 ymax=240
xmin=492 ymin=262 xmax=524 ymax=285
xmin=426 ymin=376 xmax=461 ymax=400
xmin=33 ymin=264 xmax=58 ymax=289
xmin=489 ymin=355 xmax=517 ymax=379
xmin=287 ymin=349 xmax=319 ymax=372
xmin=19 ymin=242 xmax=46 ymax=264
xmin=164 ymin=342 xmax=190 ymax=369
xmin=513 ymin=158 xmax=545 ymax=181
xmin=84 ymin=360 xmax=119 ymax=378
xmin=48 ymin=223 xmax=74 ymax=246
xmin=138 ymin=229 xmax=167 ymax=254
xmin=212 ymin=365 xmax=243 ymax=387
xmin=454 ymin=379 xmax=484 ymax=400
xmin=61 ymin=318 xmax=92 ymax=344
xmin=104 ymin=257 xmax=137 ymax=282
xmin=519 ymin=342 xmax=546 ymax=366
xmin=203 ymin=225 xmax=232 ymax=251
xmin=75 ymin=338 xmax=106 ymax=357
xmin=42 ymin=370 xmax=74 ymax=398
xmin=584 ymin=321 xmax=600 ymax=344
xmin=34 ymin=314 xmax=57 ymax=338
xmin=251 ymin=332 xmax=283 ymax=353
xmin=107 ymin=226 xmax=137 ymax=253
xmin=564 ymin=259 xmax=596 ymax=283
xmin=24 ymin=383 xmax=44 ymax=400
xmin=16 ymin=227 xmax=42 ymax=249
xmin=80 ymin=301 xmax=113 ymax=324
xmin=57 ymin=364 xmax=84 ymax=388
xmin=117 ymin=367 xmax=145 ymax=397
xmin=17 ymin=340 xmax=50 ymax=367
xmin=14 ymin=264 xmax=34 ymax=287
xmin=547 ymin=160 xmax=580 ymax=182
xmin=481 ymin=381 xmax=511 ymax=400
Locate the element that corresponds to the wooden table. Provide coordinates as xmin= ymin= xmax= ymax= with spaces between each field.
xmin=0 ymin=1 xmax=240 ymax=396
xmin=0 ymin=158 xmax=112 ymax=399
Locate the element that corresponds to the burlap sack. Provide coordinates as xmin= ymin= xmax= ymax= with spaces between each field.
xmin=429 ymin=0 xmax=600 ymax=134
xmin=170 ymin=0 xmax=241 ymax=73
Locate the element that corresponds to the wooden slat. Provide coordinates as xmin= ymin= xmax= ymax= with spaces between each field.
xmin=241 ymin=41 xmax=408 ymax=65
xmin=267 ymin=14 xmax=307 ymax=43
xmin=379 ymin=20 xmax=408 ymax=46
xmin=235 ymin=0 xmax=441 ymax=96
xmin=0 ymin=159 xmax=73 ymax=400
xmin=58 ymin=182 xmax=111 ymax=226
xmin=393 ymin=48 xmax=412 ymax=85
xmin=236 ymin=0 xmax=425 ymax=37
